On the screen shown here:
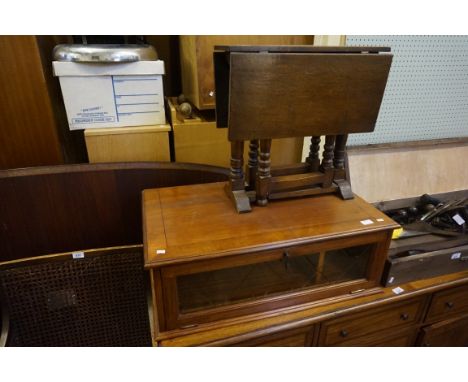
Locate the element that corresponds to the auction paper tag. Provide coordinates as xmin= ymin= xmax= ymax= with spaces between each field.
xmin=388 ymin=277 xmax=395 ymax=284
xmin=376 ymin=218 xmax=385 ymax=222
xmin=360 ymin=219 xmax=374 ymax=226
xmin=72 ymin=251 xmax=85 ymax=259
xmin=156 ymin=249 xmax=166 ymax=255
xmin=392 ymin=287 xmax=404 ymax=295
xmin=451 ymin=252 xmax=462 ymax=260
xmin=452 ymin=214 xmax=466 ymax=226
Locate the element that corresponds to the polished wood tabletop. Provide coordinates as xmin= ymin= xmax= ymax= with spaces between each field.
xmin=143 ymin=182 xmax=399 ymax=267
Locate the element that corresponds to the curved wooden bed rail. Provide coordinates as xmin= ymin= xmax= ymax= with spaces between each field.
xmin=0 ymin=162 xmax=229 ymax=261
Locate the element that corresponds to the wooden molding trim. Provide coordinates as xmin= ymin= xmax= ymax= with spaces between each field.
xmin=84 ymin=125 xmax=171 ymax=136
xmin=0 ymin=162 xmax=230 ymax=178
xmin=348 ymin=137 xmax=468 ymax=153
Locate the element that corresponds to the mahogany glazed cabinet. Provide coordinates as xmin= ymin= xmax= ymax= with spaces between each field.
xmin=143 ymin=182 xmax=398 ymax=334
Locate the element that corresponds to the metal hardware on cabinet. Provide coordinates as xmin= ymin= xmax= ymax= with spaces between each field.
xmin=340 ymin=329 xmax=348 ymax=338
xmin=400 ymin=313 xmax=409 ymax=321
xmin=445 ymin=301 xmax=454 ymax=309
xmin=180 ymin=324 xmax=198 ymax=329
xmin=350 ymin=289 xmax=366 ymax=295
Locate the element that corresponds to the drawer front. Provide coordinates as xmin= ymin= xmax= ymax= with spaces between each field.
xmin=426 ymin=284 xmax=468 ymax=321
xmin=332 ymin=327 xmax=419 ymax=347
xmin=418 ymin=314 xmax=468 ymax=347
xmin=319 ymin=297 xmax=427 ymax=346
xmin=374 ymin=329 xmax=419 ymax=347
xmin=229 ymin=326 xmax=315 ymax=347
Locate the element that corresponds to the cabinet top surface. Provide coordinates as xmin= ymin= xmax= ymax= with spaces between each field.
xmin=143 ymin=182 xmax=398 ymax=267
xmin=214 ymin=45 xmax=391 ymax=54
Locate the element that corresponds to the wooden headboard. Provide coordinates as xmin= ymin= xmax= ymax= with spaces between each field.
xmin=0 ymin=162 xmax=229 ymax=261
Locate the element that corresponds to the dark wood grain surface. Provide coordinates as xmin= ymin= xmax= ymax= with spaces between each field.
xmin=417 ymin=313 xmax=468 ymax=346
xmin=0 ymin=36 xmax=86 ymax=169
xmin=215 ymin=45 xmax=390 ymax=53
xmin=0 ymin=163 xmax=229 ymax=261
xmin=425 ymin=283 xmax=468 ymax=322
xmin=35 ymin=35 xmax=87 ymax=164
xmin=0 ymin=36 xmax=63 ymax=169
xmin=180 ymin=36 xmax=315 ymax=110
xmin=384 ymin=243 xmax=468 ymax=286
xmin=228 ymin=325 xmax=316 ymax=346
xmin=227 ymin=52 xmax=392 ymax=140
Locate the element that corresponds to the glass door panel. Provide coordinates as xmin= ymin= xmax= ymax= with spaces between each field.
xmin=177 ymin=243 xmax=372 ymax=314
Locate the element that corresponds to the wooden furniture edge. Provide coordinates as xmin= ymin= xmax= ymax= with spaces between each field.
xmin=348 ymin=137 xmax=468 ymax=153
xmin=0 ymin=162 xmax=230 ymax=179
xmin=156 ymin=271 xmax=468 ymax=346
xmin=142 ymin=189 xmax=167 ymax=268
xmin=144 ymin=224 xmax=399 ymax=268
xmin=214 ymin=46 xmax=391 ymax=53
xmin=0 ymin=244 xmax=143 ymax=268
xmin=84 ymin=125 xmax=171 ymax=136
xmin=167 ymin=96 xmax=213 ymax=125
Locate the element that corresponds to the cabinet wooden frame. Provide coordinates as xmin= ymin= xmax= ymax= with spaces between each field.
xmin=416 ymin=313 xmax=468 ymax=347
xmin=326 ymin=326 xmax=420 ymax=347
xmin=223 ymin=325 xmax=317 ymax=347
xmin=154 ymin=272 xmax=468 ymax=346
xmin=154 ymin=230 xmax=392 ymax=331
xmin=424 ymin=283 xmax=468 ymax=322
xmin=317 ymin=295 xmax=428 ymax=346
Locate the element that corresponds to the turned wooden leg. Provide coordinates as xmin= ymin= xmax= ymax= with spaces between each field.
xmin=333 ymin=134 xmax=348 ymax=170
xmin=226 ymin=140 xmax=251 ymax=213
xmin=321 ymin=135 xmax=336 ymax=170
xmin=332 ymin=134 xmax=353 ymax=200
xmin=306 ymin=136 xmax=321 ymax=172
xmin=256 ymin=139 xmax=272 ymax=206
xmin=246 ymin=139 xmax=259 ymax=190
xmin=230 ymin=140 xmax=245 ymax=191
xmin=321 ymin=135 xmax=336 ymax=188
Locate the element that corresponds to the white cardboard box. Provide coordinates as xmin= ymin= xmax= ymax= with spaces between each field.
xmin=53 ymin=60 xmax=165 ymax=130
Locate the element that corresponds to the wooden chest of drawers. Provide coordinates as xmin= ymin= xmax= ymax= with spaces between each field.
xmin=156 ymin=271 xmax=468 ymax=346
xmin=318 ymin=296 xmax=427 ymax=346
xmin=142 ymin=182 xmax=468 ymax=347
xmin=425 ymin=284 xmax=468 ymax=321
xmin=230 ymin=326 xmax=316 ymax=347
xmin=417 ymin=313 xmax=468 ymax=347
